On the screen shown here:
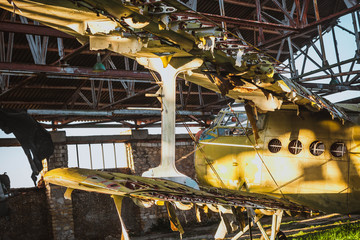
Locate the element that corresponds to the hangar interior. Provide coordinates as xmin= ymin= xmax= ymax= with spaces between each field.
xmin=0 ymin=0 xmax=359 ymax=239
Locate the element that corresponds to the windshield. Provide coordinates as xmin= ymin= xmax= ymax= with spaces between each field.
xmin=201 ymin=108 xmax=265 ymax=139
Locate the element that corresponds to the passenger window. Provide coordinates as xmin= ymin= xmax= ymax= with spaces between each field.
xmin=268 ymin=139 xmax=282 ymax=153
xmin=310 ymin=141 xmax=325 ymax=156
xmin=288 ymin=140 xmax=302 ymax=155
xmin=330 ymin=142 xmax=346 ymax=157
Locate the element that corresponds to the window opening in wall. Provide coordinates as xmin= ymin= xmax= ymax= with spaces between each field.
xmin=268 ymin=139 xmax=282 ymax=153
xmin=68 ymin=143 xmax=127 ymax=169
xmin=330 ymin=142 xmax=346 ymax=157
xmin=310 ymin=141 xmax=325 ymax=156
xmin=288 ymin=140 xmax=302 ymax=155
xmin=0 ymin=146 xmax=34 ymax=188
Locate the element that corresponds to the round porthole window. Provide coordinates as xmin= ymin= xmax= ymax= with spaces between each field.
xmin=288 ymin=140 xmax=302 ymax=155
xmin=268 ymin=139 xmax=282 ymax=153
xmin=310 ymin=141 xmax=325 ymax=156
xmin=330 ymin=142 xmax=346 ymax=157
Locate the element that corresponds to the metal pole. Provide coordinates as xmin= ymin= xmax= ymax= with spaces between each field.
xmin=352 ymin=12 xmax=360 ymax=61
xmin=331 ymin=27 xmax=344 ymax=83
xmin=300 ymin=46 xmax=309 ymax=75
xmin=313 ymin=0 xmax=328 ymax=66
xmin=76 ymin=144 xmax=80 ymax=167
xmin=178 ymin=81 xmax=184 ymax=110
xmin=287 ymin=37 xmax=297 ymax=78
xmin=113 ymin=143 xmax=117 ymax=168
xmin=218 ymin=0 xmax=227 ymax=34
xmin=89 ymin=144 xmax=93 ymax=169
xmin=249 ymin=217 xmax=253 ymax=240
xmin=101 ymin=143 xmax=105 ymax=169
xmin=255 ymin=0 xmax=264 ymax=43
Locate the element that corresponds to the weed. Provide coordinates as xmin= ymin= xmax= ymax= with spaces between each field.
xmin=288 ymin=222 xmax=360 ymax=240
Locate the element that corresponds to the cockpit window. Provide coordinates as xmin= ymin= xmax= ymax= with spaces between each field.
xmin=219 ymin=113 xmax=246 ymax=127
xmin=203 ymin=108 xmax=265 ymax=138
xmin=256 ymin=114 xmax=266 ymax=130
xmin=215 ymin=110 xmax=252 ymax=136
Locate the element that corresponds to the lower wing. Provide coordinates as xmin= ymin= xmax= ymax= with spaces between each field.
xmin=44 ymin=167 xmax=307 ymax=211
xmin=44 ymin=168 xmax=309 ymax=238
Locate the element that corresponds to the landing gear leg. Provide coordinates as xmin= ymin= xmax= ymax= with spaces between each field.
xmin=231 ymin=209 xmax=285 ymax=240
xmin=231 ymin=210 xmax=264 ymax=240
xmin=276 ymin=231 xmax=287 ymax=240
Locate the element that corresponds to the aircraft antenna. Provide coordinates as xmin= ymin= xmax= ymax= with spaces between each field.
xmin=227 ymin=104 xmax=287 ymax=200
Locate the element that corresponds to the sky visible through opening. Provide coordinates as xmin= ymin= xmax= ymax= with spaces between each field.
xmin=0 ymin=14 xmax=359 ymax=188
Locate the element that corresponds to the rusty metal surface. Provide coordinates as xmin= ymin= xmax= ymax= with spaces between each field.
xmin=0 ymin=0 xmax=356 ymax=126
xmin=44 ymin=167 xmax=309 ymax=212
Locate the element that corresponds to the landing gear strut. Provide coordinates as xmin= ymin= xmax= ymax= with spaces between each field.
xmin=230 ymin=209 xmax=285 ymax=240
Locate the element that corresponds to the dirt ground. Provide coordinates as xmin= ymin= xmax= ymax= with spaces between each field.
xmin=131 ymin=213 xmax=360 ymax=240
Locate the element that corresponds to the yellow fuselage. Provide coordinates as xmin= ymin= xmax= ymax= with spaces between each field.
xmin=195 ymin=109 xmax=360 ymax=214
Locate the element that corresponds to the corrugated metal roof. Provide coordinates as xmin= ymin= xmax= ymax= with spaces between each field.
xmin=0 ymin=0 xmax=352 ymax=124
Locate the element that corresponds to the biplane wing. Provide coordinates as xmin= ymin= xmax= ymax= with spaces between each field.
xmin=44 ymin=168 xmax=308 ymax=237
xmin=0 ymin=0 xmax=348 ymax=121
xmin=44 ymin=168 xmax=306 ymax=211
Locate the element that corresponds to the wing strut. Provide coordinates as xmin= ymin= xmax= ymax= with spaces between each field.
xmin=137 ymin=57 xmax=202 ymax=189
xmin=112 ymin=195 xmax=130 ymax=240
xmin=231 ymin=209 xmax=284 ymax=240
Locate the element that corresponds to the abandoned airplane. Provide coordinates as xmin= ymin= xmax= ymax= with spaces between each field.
xmin=0 ymin=0 xmax=359 ymax=239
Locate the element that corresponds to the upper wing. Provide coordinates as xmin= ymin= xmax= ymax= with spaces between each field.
xmin=0 ymin=0 xmax=348 ymax=121
xmin=44 ymin=167 xmax=308 ymax=212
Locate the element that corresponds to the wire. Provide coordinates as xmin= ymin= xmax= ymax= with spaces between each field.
xmin=227 ymin=103 xmax=287 ymax=200
xmin=178 ymin=114 xmax=226 ymax=188
xmin=182 ymin=9 xmax=283 ymax=66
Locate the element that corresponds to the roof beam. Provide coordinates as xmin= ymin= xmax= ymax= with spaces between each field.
xmin=0 ymin=133 xmax=193 ymax=146
xmin=270 ymin=0 xmax=297 ymax=26
xmin=0 ymin=21 xmax=74 ymax=38
xmin=301 ymin=83 xmax=360 ymax=91
xmin=27 ymin=109 xmax=210 ymax=117
xmin=0 ymin=62 xmax=153 ymax=81
xmin=259 ymin=3 xmax=360 ymax=48
xmin=192 ymin=12 xmax=298 ymax=31
xmin=20 ymin=85 xmax=219 ymax=96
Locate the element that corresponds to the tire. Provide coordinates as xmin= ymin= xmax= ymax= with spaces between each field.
xmin=276 ymin=231 xmax=287 ymax=240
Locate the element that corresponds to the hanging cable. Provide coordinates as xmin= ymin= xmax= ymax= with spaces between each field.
xmin=178 ymin=114 xmax=226 ymax=188
xmin=227 ymin=103 xmax=287 ymax=200
xmin=182 ymin=8 xmax=284 ymax=66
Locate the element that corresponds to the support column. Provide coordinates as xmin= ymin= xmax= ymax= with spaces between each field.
xmin=137 ymin=57 xmax=202 ymax=188
xmin=46 ymin=131 xmax=75 ymax=240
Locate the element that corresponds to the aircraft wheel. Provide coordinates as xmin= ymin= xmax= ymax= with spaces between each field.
xmin=276 ymin=231 xmax=287 ymax=240
xmin=260 ymin=230 xmax=287 ymax=240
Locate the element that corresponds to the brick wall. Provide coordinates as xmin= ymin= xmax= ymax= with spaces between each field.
xmin=46 ymin=131 xmax=75 ymax=240
xmin=129 ymin=141 xmax=198 ymax=233
xmin=0 ymin=188 xmax=52 ymax=240
xmin=130 ymin=141 xmax=196 ymax=179
xmin=1 ymin=135 xmax=206 ymax=238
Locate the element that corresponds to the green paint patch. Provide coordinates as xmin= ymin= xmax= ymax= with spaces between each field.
xmin=288 ymin=221 xmax=360 ymax=240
